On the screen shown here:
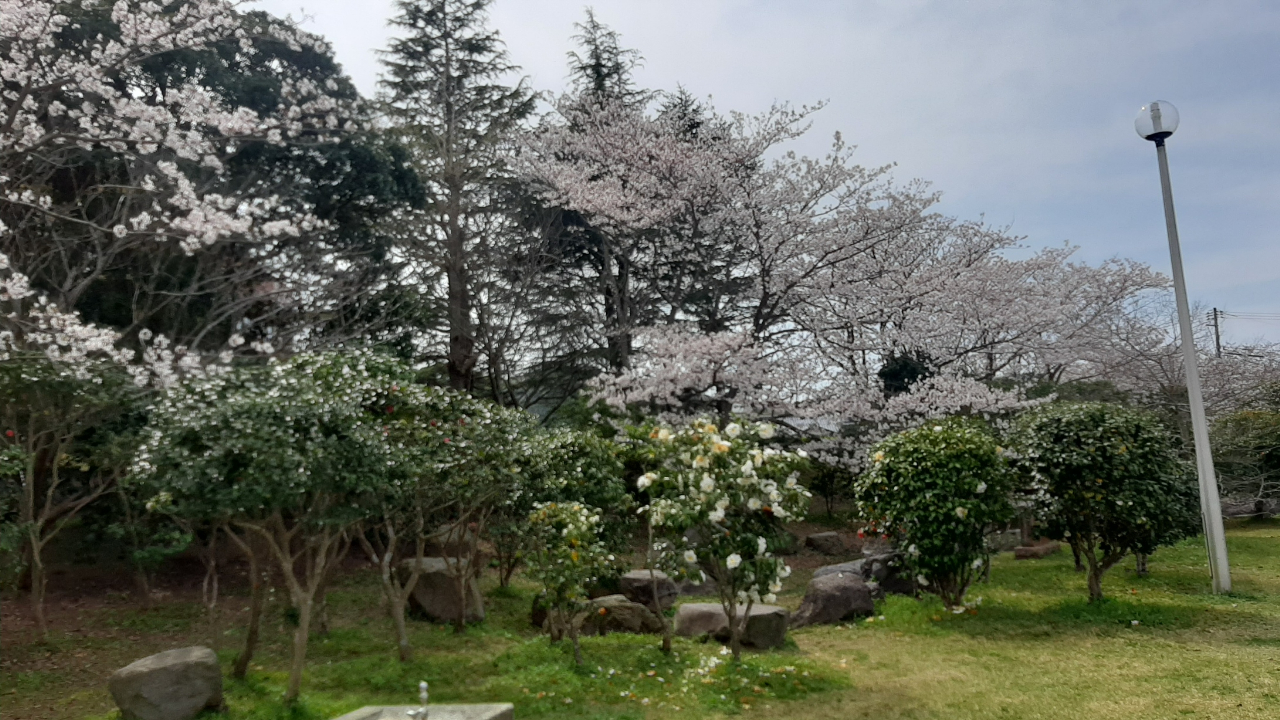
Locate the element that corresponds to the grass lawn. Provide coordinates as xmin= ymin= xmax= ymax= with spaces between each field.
xmin=2 ymin=519 xmax=1277 ymax=720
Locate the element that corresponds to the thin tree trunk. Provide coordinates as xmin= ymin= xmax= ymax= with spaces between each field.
xmin=646 ymin=523 xmax=672 ymax=653
xmin=28 ymin=533 xmax=47 ymax=640
xmin=233 ymin=561 xmax=265 ymax=680
xmin=569 ymin=613 xmax=583 ymax=666
xmin=285 ymin=596 xmax=313 ymax=703
xmin=1071 ymin=539 xmax=1085 ymax=572
xmin=1135 ymin=553 xmax=1149 ymax=577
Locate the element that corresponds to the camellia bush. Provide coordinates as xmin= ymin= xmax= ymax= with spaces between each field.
xmin=524 ymin=501 xmax=621 ymax=666
xmin=854 ymin=418 xmax=1014 ymax=607
xmin=1012 ymin=402 xmax=1200 ymax=602
xmin=130 ymin=350 xmax=410 ymax=701
xmin=636 ymin=420 xmax=809 ymax=661
xmin=488 ymin=429 xmax=632 ymax=588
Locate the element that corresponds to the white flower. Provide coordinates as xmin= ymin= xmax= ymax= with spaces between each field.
xmin=684 ymin=549 xmax=698 ymax=564
xmin=907 ymin=543 xmax=919 ymax=557
xmin=138 ymin=328 xmax=153 ymax=342
xmin=971 ymin=558 xmax=984 ymax=570
xmin=779 ymin=565 xmax=792 ymax=579
xmin=228 ymin=333 xmax=245 ymax=347
xmin=933 ymin=425 xmax=943 ymax=432
xmin=726 ymin=553 xmax=742 ymax=570
xmin=724 ymin=422 xmax=742 ymax=438
xmin=976 ymin=482 xmax=987 ymax=494
xmin=741 ymin=460 xmax=754 ymax=474
xmin=708 ymin=508 xmax=725 ymax=523
xmin=916 ymin=574 xmax=929 ymax=586
xmin=637 ymin=472 xmax=656 ymax=490
xmin=757 ymin=536 xmax=767 ymax=555
xmin=747 ymin=498 xmax=761 ymax=510
xmin=656 ymin=428 xmax=673 ymax=442
xmin=955 ymin=506 xmax=969 ymax=519
xmin=769 ymin=581 xmax=782 ymax=593
xmin=763 ymin=593 xmax=777 ymax=603
xmin=757 ymin=423 xmax=775 ymax=439
xmin=112 ymin=224 xmax=127 ymax=238
xmin=700 ymin=475 xmax=715 ymax=493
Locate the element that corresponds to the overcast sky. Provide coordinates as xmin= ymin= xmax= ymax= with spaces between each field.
xmin=257 ymin=0 xmax=1280 ymax=343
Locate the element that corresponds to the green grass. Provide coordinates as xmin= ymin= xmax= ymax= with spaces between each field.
xmin=3 ymin=520 xmax=1278 ymax=719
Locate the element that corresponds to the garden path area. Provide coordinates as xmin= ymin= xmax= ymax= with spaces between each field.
xmin=2 ymin=519 xmax=1277 ymax=720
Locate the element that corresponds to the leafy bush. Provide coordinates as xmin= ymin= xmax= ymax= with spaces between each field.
xmin=1011 ymin=402 xmax=1200 ymax=602
xmin=524 ymin=501 xmax=622 ymax=665
xmin=634 ymin=420 xmax=809 ymax=661
xmin=855 ymin=418 xmax=1013 ymax=607
xmin=489 ymin=429 xmax=632 ymax=587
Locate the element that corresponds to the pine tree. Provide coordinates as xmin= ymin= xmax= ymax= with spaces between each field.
xmin=379 ymin=0 xmax=535 ymax=391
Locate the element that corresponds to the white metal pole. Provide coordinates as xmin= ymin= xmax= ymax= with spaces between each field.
xmin=1153 ymin=138 xmax=1232 ymax=593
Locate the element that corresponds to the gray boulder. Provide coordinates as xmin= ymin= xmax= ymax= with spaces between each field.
xmin=791 ymin=572 xmax=875 ymax=628
xmin=580 ymin=594 xmax=665 ymax=635
xmin=677 ymin=576 xmax=716 ymax=596
xmin=108 ymin=647 xmax=222 ymax=720
xmin=812 ymin=560 xmax=865 ymax=580
xmin=673 ymin=602 xmax=790 ymax=649
xmin=424 ymin=523 xmax=476 ymax=558
xmin=401 ymin=557 xmax=484 ymax=623
xmin=804 ymin=531 xmax=846 ymax=556
xmin=618 ymin=569 xmax=678 ymax=611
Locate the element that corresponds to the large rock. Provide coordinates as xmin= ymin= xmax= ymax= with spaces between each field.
xmin=401 ymin=558 xmax=484 ymax=623
xmin=677 ymin=576 xmax=716 ymax=596
xmin=108 ymin=647 xmax=223 ymax=720
xmin=618 ymin=569 xmax=678 ymax=611
xmin=1015 ymin=542 xmax=1061 ymax=560
xmin=812 ymin=560 xmax=865 ymax=580
xmin=1223 ymin=498 xmax=1277 ymax=519
xmin=792 ymin=572 xmax=875 ymax=628
xmin=424 ymin=523 xmax=477 ymax=558
xmin=804 ymin=531 xmax=846 ymax=556
xmin=673 ymin=602 xmax=790 ymax=649
xmin=580 ymin=594 xmax=665 ymax=635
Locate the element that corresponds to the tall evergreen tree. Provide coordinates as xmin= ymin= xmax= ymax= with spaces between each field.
xmin=379 ymin=0 xmax=535 ymax=392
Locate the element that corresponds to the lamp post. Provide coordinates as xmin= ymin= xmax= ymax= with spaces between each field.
xmin=1135 ymin=100 xmax=1231 ymax=593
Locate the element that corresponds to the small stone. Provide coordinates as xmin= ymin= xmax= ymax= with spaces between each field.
xmin=108 ymin=647 xmax=222 ymax=720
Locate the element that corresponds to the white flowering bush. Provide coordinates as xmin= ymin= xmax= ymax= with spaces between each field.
xmin=855 ymin=418 xmax=1013 ymax=607
xmin=524 ymin=501 xmax=623 ymax=665
xmin=1011 ymin=402 xmax=1200 ymax=602
xmin=634 ymin=420 xmax=809 ymax=660
xmin=129 ymin=350 xmax=410 ymax=701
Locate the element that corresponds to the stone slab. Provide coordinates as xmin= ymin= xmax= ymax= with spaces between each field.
xmin=1014 ymin=542 xmax=1061 ymax=560
xmin=333 ymin=705 xmax=513 ymax=720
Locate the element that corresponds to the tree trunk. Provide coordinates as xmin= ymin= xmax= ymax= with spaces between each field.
xmin=569 ymin=616 xmax=583 ymax=666
xmin=1070 ymin=539 xmax=1085 ymax=572
xmin=1135 ymin=553 xmax=1149 ymax=577
xmin=1087 ymin=566 xmax=1104 ymax=602
xmin=646 ymin=525 xmax=672 ymax=653
xmin=28 ymin=537 xmax=47 ymax=640
xmin=133 ymin=568 xmax=153 ymax=609
xmin=232 ymin=561 xmax=265 ymax=680
xmin=391 ymin=594 xmax=413 ymax=662
xmin=284 ymin=596 xmax=313 ymax=703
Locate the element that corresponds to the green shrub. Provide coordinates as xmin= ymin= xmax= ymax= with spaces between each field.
xmin=1011 ymin=402 xmax=1200 ymax=602
xmin=855 ymin=418 xmax=1013 ymax=607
